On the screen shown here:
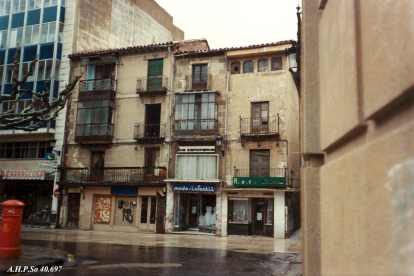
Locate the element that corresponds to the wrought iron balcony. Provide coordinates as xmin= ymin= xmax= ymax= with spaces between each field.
xmin=75 ymin=124 xmax=114 ymax=144
xmin=233 ymin=168 xmax=287 ymax=188
xmin=240 ymin=116 xmax=279 ymax=140
xmin=79 ymin=78 xmax=116 ymax=101
xmin=136 ymin=76 xmax=168 ymax=95
xmin=184 ymin=74 xmax=212 ymax=91
xmin=134 ymin=123 xmax=166 ymax=144
xmin=59 ymin=166 xmax=167 ymax=186
xmin=173 ymin=119 xmax=218 ymax=137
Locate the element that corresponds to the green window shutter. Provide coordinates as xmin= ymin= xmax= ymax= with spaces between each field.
xmin=148 ymin=59 xmax=163 ymax=76
xmin=147 ymin=59 xmax=163 ymax=91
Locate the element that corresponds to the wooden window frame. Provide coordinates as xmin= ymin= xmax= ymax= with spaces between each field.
xmin=258 ymin=59 xmax=268 ymax=72
xmin=271 ymin=57 xmax=282 ymax=71
xmin=243 ymin=61 xmax=254 ymax=73
xmin=231 ymin=62 xmax=240 ymax=74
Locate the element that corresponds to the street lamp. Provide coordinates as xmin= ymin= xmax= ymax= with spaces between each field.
xmin=50 ymin=137 xmax=60 ymax=156
xmin=215 ymin=134 xmax=225 ymax=157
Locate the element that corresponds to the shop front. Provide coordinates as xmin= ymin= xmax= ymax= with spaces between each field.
xmin=167 ymin=182 xmax=220 ymax=234
xmin=222 ymin=175 xmax=288 ymax=238
xmin=72 ymin=185 xmax=166 ymax=233
xmin=0 ymin=170 xmax=54 ymax=226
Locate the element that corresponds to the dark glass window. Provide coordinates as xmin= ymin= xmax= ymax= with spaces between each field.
xmin=150 ymin=197 xmax=156 ymax=224
xmin=231 ymin=62 xmax=240 ymax=74
xmin=0 ymin=141 xmax=52 ymax=159
xmin=76 ymin=100 xmax=115 ymax=137
xmin=243 ymin=61 xmax=253 ymax=73
xmin=258 ymin=59 xmax=268 ymax=72
xmin=141 ymin=197 xmax=148 ymax=224
xmin=271 ymin=57 xmax=282 ymax=71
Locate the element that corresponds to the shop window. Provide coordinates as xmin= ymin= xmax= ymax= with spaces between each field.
xmin=231 ymin=62 xmax=240 ymax=74
xmin=258 ymin=59 xmax=268 ymax=72
xmin=243 ymin=61 xmax=253 ymax=73
xmin=265 ymin=198 xmax=274 ymax=224
xmin=228 ymin=198 xmax=251 ymax=223
xmin=174 ymin=93 xmax=217 ymax=131
xmin=176 ymin=154 xmax=218 ymax=180
xmin=271 ymin=57 xmax=282 ymax=70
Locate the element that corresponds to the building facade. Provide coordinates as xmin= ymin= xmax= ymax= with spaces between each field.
xmin=301 ymin=0 xmax=414 ymax=275
xmin=60 ymin=39 xmax=210 ymax=232
xmin=164 ymin=42 xmax=301 ymax=238
xmin=0 ymin=0 xmax=183 ymax=227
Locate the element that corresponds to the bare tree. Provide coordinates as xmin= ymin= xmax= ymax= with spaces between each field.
xmin=0 ymin=47 xmax=82 ymax=131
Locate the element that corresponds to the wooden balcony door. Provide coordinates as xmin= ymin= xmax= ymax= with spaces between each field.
xmin=145 ymin=148 xmax=159 ymax=182
xmin=91 ymin=151 xmax=105 ymax=181
xmin=192 ymin=64 xmax=208 ymax=90
xmin=145 ymin=104 xmax=161 ymax=137
xmin=250 ymin=150 xmax=270 ymax=177
xmin=251 ymin=102 xmax=269 ymax=133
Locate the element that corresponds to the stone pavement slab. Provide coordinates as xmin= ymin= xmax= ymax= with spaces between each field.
xmin=0 ymin=245 xmax=66 ymax=273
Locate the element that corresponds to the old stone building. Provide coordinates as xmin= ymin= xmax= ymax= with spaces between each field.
xmin=60 ymin=39 xmax=209 ymax=232
xmin=0 ymin=0 xmax=183 ymax=228
xmin=301 ymin=0 xmax=414 ymax=275
xmin=164 ymin=41 xmax=301 ymax=238
xmin=223 ymin=42 xmax=300 ymax=239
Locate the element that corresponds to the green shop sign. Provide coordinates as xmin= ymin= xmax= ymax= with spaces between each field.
xmin=233 ymin=177 xmax=286 ymax=188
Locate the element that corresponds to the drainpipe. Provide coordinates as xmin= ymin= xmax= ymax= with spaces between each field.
xmin=167 ymin=46 xmax=175 ymax=179
xmin=223 ymin=52 xmax=230 ymax=185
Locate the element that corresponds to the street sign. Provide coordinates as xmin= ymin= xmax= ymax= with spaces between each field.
xmin=53 ymin=189 xmax=61 ymax=198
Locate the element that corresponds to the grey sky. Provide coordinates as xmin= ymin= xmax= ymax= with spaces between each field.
xmin=155 ymin=0 xmax=300 ymax=49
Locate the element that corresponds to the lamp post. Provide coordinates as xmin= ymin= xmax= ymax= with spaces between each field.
xmin=50 ymin=137 xmax=60 ymax=156
xmin=285 ymin=5 xmax=301 ymax=93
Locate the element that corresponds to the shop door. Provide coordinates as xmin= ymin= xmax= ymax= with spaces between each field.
xmin=139 ymin=196 xmax=157 ymax=232
xmin=156 ymin=195 xmax=166 ymax=233
xmin=67 ymin=193 xmax=81 ymax=228
xmin=189 ymin=195 xmax=201 ymax=228
xmin=253 ymin=198 xmax=265 ymax=235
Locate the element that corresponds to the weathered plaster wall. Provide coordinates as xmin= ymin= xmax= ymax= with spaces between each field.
xmin=302 ymin=0 xmax=414 ymax=275
xmin=75 ymin=0 xmax=184 ymax=53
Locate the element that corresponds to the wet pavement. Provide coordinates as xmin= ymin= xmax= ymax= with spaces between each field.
xmin=6 ymin=227 xmax=302 ymax=275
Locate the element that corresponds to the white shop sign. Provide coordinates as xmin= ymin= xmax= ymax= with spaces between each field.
xmin=39 ymin=160 xmax=52 ymax=168
xmin=1 ymin=170 xmax=45 ymax=180
xmin=178 ymin=146 xmax=215 ymax=153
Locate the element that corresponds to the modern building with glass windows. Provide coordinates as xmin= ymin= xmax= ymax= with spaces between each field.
xmin=0 ymin=0 xmax=183 ymax=228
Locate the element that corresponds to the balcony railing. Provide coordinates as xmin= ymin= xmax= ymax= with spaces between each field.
xmin=184 ymin=74 xmax=212 ymax=91
xmin=174 ymin=119 xmax=218 ymax=136
xmin=75 ymin=124 xmax=114 ymax=143
xmin=60 ymin=167 xmax=167 ymax=185
xmin=240 ymin=116 xmax=279 ymax=136
xmin=134 ymin=123 xmax=166 ymax=143
xmin=136 ymin=76 xmax=168 ymax=94
xmin=234 ymin=168 xmax=286 ymax=178
xmin=79 ymin=78 xmax=116 ymax=92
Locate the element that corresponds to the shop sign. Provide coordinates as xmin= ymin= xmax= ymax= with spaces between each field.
xmin=178 ymin=146 xmax=215 ymax=153
xmin=110 ymin=187 xmax=138 ymax=195
xmin=233 ymin=177 xmax=286 ymax=188
xmin=173 ymin=184 xmax=216 ymax=192
xmin=2 ymin=170 xmax=45 ymax=180
xmin=39 ymin=160 xmax=52 ymax=168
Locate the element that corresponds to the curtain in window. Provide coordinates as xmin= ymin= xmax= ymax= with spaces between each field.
xmin=176 ymin=155 xmax=217 ymax=180
xmin=86 ymin=65 xmax=95 ymax=91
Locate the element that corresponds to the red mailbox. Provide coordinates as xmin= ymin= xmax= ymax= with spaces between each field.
xmin=0 ymin=200 xmax=25 ymax=259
